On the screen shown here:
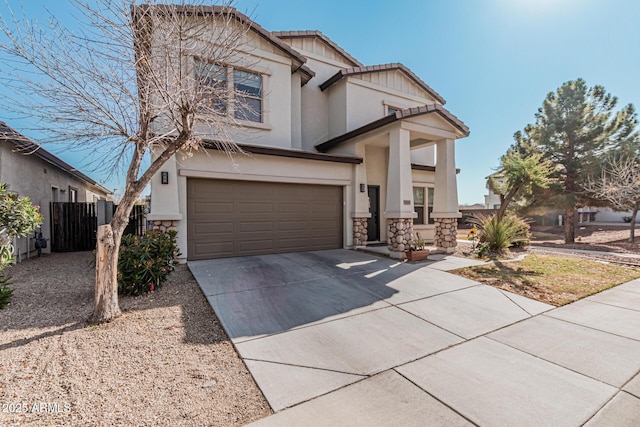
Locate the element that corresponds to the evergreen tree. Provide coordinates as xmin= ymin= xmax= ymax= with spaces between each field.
xmin=518 ymin=79 xmax=638 ymax=243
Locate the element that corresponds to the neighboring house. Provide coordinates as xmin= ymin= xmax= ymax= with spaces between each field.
xmin=0 ymin=122 xmax=112 ymax=259
xmin=484 ymin=172 xmax=504 ymax=209
xmin=147 ymin=8 xmax=469 ymax=260
xmin=485 ymin=174 xmax=637 ymax=224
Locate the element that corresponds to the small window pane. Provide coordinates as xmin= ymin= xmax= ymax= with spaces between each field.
xmin=415 ymin=206 xmax=425 ymax=225
xmin=413 ymin=187 xmax=424 ymax=206
xmin=235 ymin=96 xmax=262 ymax=122
xmin=427 ymin=188 xmax=435 ymax=224
xmin=387 ymin=106 xmax=398 ymax=116
xmin=196 ymin=61 xmax=227 ymax=113
xmin=234 ymin=70 xmax=261 ymax=97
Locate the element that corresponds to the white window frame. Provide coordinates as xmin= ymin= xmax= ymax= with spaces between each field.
xmin=413 ymin=186 xmax=435 ymax=225
xmin=195 ymin=59 xmax=269 ymax=128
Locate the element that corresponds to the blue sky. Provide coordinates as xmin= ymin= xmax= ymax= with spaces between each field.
xmin=2 ymin=0 xmax=640 ymax=203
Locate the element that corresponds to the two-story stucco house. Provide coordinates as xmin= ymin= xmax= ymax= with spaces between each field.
xmin=147 ymin=7 xmax=469 ymax=261
xmin=0 ymin=121 xmax=112 ymax=259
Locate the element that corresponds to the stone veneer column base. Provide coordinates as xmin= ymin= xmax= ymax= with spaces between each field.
xmin=387 ymin=218 xmax=414 ymax=259
xmin=434 ymin=217 xmax=458 ymax=253
xmin=352 ymin=218 xmax=369 ymax=247
xmin=152 ymin=220 xmax=178 ymax=233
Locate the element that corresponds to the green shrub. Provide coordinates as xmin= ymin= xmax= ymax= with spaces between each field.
xmin=0 ymin=279 xmax=13 ymax=309
xmin=470 ymin=213 xmax=531 ymax=257
xmin=117 ymin=230 xmax=179 ymax=296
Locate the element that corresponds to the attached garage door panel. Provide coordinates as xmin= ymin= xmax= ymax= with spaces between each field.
xmin=187 ymin=179 xmax=343 ymax=260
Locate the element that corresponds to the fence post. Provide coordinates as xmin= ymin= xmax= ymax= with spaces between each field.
xmin=97 ymin=200 xmax=115 ymax=226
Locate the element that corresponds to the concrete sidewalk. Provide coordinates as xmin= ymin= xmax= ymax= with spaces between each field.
xmin=189 ymin=250 xmax=640 ymax=426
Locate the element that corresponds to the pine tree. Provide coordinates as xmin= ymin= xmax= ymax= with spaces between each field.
xmin=518 ymin=79 xmax=638 ymax=243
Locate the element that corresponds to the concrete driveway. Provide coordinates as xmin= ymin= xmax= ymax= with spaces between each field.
xmin=189 ymin=249 xmax=640 ymax=426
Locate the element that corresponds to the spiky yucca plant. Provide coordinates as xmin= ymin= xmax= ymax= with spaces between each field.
xmin=469 ymin=213 xmax=531 ymax=257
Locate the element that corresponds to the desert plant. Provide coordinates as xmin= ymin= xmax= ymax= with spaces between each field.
xmin=0 ymin=183 xmax=42 ymax=308
xmin=408 ymin=232 xmax=426 ymax=251
xmin=117 ymin=230 xmax=180 ymax=296
xmin=469 ymin=213 xmax=531 ymax=257
xmin=0 ymin=278 xmax=13 ymax=309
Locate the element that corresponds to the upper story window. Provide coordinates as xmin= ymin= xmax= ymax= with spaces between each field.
xmin=387 ymin=106 xmax=399 ymax=116
xmin=233 ymin=69 xmax=262 ymax=122
xmin=195 ymin=60 xmax=263 ymax=123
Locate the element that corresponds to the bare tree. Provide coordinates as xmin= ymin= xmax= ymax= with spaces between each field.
xmin=584 ymin=157 xmax=640 ymax=242
xmin=0 ymin=0 xmax=256 ymax=322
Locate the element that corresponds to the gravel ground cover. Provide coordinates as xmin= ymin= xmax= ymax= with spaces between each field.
xmin=0 ymin=252 xmax=271 ymax=426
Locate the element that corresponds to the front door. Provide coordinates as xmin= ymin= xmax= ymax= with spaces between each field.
xmin=367 ymin=186 xmax=380 ymax=241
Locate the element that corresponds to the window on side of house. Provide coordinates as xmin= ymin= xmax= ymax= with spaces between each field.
xmin=233 ymin=69 xmax=262 ymax=122
xmin=69 ymin=187 xmax=78 ymax=203
xmin=413 ymin=187 xmax=424 ymax=225
xmin=387 ymin=106 xmax=399 ymax=116
xmin=195 ymin=60 xmax=263 ymax=123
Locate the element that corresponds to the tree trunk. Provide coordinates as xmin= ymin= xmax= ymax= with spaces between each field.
xmin=564 ymin=208 xmax=575 ymax=243
xmin=630 ymin=202 xmax=639 ymax=243
xmin=90 ymin=225 xmax=122 ymax=323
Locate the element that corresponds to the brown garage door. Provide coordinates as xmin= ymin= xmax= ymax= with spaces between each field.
xmin=187 ymin=178 xmax=343 ymax=260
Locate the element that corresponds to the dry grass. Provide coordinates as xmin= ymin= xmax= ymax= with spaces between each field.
xmin=451 ymin=254 xmax=640 ymax=306
xmin=0 ymin=252 xmax=271 ymax=426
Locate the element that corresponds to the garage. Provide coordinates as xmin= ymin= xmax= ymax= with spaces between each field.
xmin=187 ymin=178 xmax=344 ymax=260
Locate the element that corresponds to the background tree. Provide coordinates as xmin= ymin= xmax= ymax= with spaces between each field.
xmin=584 ymin=156 xmax=640 ymax=242
xmin=0 ymin=1 xmax=253 ymax=322
xmin=0 ymin=183 xmax=42 ymax=308
xmin=487 ymin=147 xmax=553 ymax=221
xmin=517 ymin=79 xmax=638 ymax=243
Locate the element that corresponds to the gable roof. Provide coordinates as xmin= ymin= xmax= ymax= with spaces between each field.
xmin=272 ymin=30 xmax=363 ymax=67
xmin=134 ymin=5 xmax=314 ymax=79
xmin=319 ymin=63 xmax=446 ymax=104
xmin=0 ymin=122 xmax=111 ymax=195
xmin=315 ymin=104 xmax=469 ymax=153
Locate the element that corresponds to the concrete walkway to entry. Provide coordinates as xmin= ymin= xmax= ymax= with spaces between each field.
xmin=189 ymin=249 xmax=640 ymax=426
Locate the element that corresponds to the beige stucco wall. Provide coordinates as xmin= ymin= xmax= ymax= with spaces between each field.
xmin=150 ymin=21 xmax=296 ymax=149
xmin=364 ymin=145 xmax=388 ymax=242
xmin=324 ymin=78 xmax=441 ymax=140
xmin=0 ymin=143 xmax=109 ymax=259
xmin=299 ymin=56 xmax=344 ymax=150
xmin=150 ymin=149 xmax=356 ymax=260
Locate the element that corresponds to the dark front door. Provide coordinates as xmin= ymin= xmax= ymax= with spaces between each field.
xmin=367 ymin=186 xmax=380 ymax=242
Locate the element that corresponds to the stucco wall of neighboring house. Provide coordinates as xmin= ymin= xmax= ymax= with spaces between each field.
xmin=0 ymin=143 xmax=108 ymax=259
xmin=149 ymin=149 xmax=355 ymax=260
xmin=411 ymin=169 xmax=436 ymax=242
xmin=588 ymin=207 xmax=639 ymax=223
xmin=485 ymin=191 xmax=501 ymax=209
xmin=365 ymin=145 xmax=389 ymax=243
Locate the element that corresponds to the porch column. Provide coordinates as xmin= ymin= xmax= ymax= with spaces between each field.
xmin=352 ymin=144 xmax=370 ymax=247
xmin=385 ymin=128 xmax=415 ymax=259
xmin=432 ymin=138 xmax=461 ymax=253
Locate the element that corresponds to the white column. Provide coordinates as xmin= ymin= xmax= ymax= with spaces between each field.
xmin=433 ymin=138 xmax=460 ymax=217
xmin=432 ymin=138 xmax=461 ymax=253
xmin=385 ymin=128 xmax=414 ymax=218
xmin=385 ymin=127 xmax=415 ymax=259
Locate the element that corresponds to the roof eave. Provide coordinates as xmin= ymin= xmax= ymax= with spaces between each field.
xmin=315 ymin=104 xmax=469 ymax=153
